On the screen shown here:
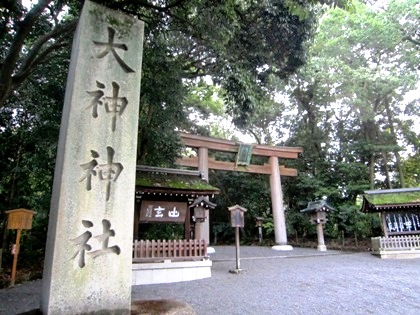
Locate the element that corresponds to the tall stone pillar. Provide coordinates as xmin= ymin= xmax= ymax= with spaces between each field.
xmin=41 ymin=1 xmax=144 ymax=314
xmin=317 ymin=223 xmax=327 ymax=251
xmin=269 ymin=156 xmax=292 ymax=250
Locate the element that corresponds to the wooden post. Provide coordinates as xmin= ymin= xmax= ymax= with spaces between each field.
xmin=133 ymin=202 xmax=140 ymax=240
xmin=235 ymin=227 xmax=240 ymax=270
xmin=229 ymin=226 xmax=242 ymax=274
xmin=5 ymin=209 xmax=36 ymax=287
xmin=228 ymin=205 xmax=246 ymax=273
xmin=382 ymin=212 xmax=388 ymax=238
xmin=269 ymin=156 xmax=289 ymax=247
xmin=10 ymin=229 xmax=21 ymax=286
xmin=185 ymin=207 xmax=191 ymax=240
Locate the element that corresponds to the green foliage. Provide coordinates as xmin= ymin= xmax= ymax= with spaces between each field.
xmin=212 ymin=222 xmax=235 ymax=244
xmin=137 ymin=33 xmax=188 ymax=166
xmin=325 ymin=204 xmax=382 ymax=240
xmin=211 ymin=171 xmax=271 ymax=219
xmin=0 ymin=46 xmax=68 ymax=270
xmin=365 ymin=191 xmax=420 ymax=205
xmin=402 ymin=154 xmax=420 ymax=187
xmin=139 ymin=224 xmax=184 ymax=240
xmin=208 ymin=0 xmax=418 ymax=246
xmin=286 ymin=210 xmax=316 ymax=239
xmin=209 ymin=168 xmax=273 ymax=243
xmin=136 ymin=173 xmax=218 ymax=190
xmin=282 ymin=0 xmax=419 ymax=198
xmin=185 ymin=79 xmax=225 ymax=118
xmin=262 ymin=218 xmax=275 ymax=239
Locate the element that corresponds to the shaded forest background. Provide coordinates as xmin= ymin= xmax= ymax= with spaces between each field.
xmin=0 ymin=0 xmax=418 ymax=285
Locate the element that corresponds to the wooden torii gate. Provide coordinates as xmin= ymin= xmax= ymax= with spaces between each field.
xmin=176 ymin=132 xmax=302 ymax=249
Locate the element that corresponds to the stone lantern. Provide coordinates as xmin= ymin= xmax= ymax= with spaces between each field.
xmin=255 ymin=216 xmax=265 ymax=244
xmin=300 ymin=200 xmax=335 ymax=251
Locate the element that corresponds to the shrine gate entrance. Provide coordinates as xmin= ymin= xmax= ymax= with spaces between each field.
xmin=176 ymin=132 xmax=302 ymax=248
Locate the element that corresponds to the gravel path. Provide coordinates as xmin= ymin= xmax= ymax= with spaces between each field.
xmin=1 ymin=246 xmax=420 ymax=314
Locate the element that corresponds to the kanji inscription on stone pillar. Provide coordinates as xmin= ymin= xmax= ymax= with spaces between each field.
xmin=41 ymin=1 xmax=144 ymax=314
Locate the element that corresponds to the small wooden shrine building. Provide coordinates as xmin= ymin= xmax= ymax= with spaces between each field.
xmin=133 ymin=166 xmax=219 ymax=240
xmin=361 ymin=187 xmax=420 ymax=259
xmin=132 ymin=166 xmax=220 ymax=285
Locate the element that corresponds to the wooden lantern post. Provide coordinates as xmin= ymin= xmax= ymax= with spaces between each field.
xmin=5 ymin=208 xmax=36 ymax=286
xmin=228 ymin=205 xmax=247 ymax=273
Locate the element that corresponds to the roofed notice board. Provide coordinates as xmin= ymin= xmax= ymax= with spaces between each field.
xmin=139 ymin=201 xmax=187 ymax=223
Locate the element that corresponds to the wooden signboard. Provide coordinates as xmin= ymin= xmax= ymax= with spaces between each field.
xmin=228 ymin=205 xmax=247 ymax=228
xmin=140 ymin=201 xmax=187 ymax=223
xmin=5 ymin=209 xmax=36 ymax=230
xmin=5 ymin=208 xmax=36 ymax=286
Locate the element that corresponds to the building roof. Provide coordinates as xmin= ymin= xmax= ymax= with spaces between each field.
xmin=360 ymin=187 xmax=420 ymax=213
xmin=228 ymin=205 xmax=247 ymax=212
xmin=135 ymin=166 xmax=220 ymax=198
xmin=189 ymin=196 xmax=217 ymax=209
xmin=300 ymin=200 xmax=336 ymax=213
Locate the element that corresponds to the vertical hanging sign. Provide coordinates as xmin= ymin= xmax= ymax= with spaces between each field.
xmin=41 ymin=1 xmax=144 ymax=314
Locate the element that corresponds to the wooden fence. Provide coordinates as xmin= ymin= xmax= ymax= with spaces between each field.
xmin=133 ymin=239 xmax=208 ymax=263
xmin=371 ymin=235 xmax=420 ymax=251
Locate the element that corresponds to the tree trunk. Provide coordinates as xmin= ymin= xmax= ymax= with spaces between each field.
xmin=382 ymin=151 xmax=392 ymax=189
xmin=369 ymin=153 xmax=375 ymax=189
xmin=383 ymin=97 xmax=405 ymax=187
xmin=394 ymin=150 xmax=405 ymax=188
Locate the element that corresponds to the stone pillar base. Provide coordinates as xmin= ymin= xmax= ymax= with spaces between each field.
xmin=207 ymin=247 xmax=216 ymax=254
xmin=317 ymin=245 xmax=327 ymax=251
xmin=271 ymin=245 xmax=293 ymax=251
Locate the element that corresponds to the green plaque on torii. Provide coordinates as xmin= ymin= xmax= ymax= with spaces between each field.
xmin=236 ymin=143 xmax=253 ymax=166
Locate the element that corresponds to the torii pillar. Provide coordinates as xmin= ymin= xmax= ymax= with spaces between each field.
xmin=270 ymin=156 xmax=292 ymax=250
xmin=198 ymin=147 xmax=210 ymax=244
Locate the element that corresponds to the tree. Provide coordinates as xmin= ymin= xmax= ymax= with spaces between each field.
xmin=0 ymin=0 xmax=79 ymax=106
xmin=402 ymin=154 xmax=420 ymax=187
xmin=0 ymin=46 xmax=69 ymax=271
xmin=0 ymin=0 xmax=352 ymax=168
xmin=259 ymin=0 xmax=419 ymax=246
xmin=1 ymin=0 xmax=353 ymax=271
xmin=0 ymin=0 xmax=354 ymax=109
xmin=283 ymin=0 xmax=419 ymax=192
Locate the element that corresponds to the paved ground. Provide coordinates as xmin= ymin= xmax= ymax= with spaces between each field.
xmin=1 ymin=246 xmax=420 ymax=314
